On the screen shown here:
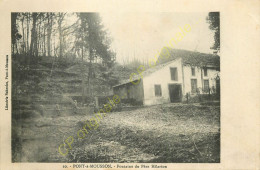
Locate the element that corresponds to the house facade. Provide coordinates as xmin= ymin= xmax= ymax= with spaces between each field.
xmin=113 ymin=49 xmax=220 ymax=106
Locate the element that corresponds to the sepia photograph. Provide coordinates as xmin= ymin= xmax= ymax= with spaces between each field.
xmin=10 ymin=12 xmax=221 ymax=163
xmin=1 ymin=0 xmax=259 ymax=169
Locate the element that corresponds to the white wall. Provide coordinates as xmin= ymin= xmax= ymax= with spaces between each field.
xmin=142 ymin=58 xmax=183 ymax=105
xmin=142 ymin=58 xmax=220 ymax=105
xmin=204 ymin=68 xmax=220 ymax=92
xmin=183 ymin=65 xmax=220 ymax=95
xmin=183 ymin=66 xmax=203 ymax=95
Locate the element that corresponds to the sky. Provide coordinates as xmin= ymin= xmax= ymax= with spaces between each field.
xmin=100 ymin=12 xmax=215 ymax=64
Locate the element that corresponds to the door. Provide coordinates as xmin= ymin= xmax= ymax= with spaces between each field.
xmin=168 ymin=84 xmax=182 ymax=102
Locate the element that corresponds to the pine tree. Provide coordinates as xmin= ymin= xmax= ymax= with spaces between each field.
xmin=206 ymin=12 xmax=220 ymax=52
xmin=76 ymin=13 xmax=115 ymax=102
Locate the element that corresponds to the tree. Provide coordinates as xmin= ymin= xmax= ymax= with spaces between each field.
xmin=29 ymin=13 xmax=38 ymax=58
xmin=36 ymin=13 xmax=45 ymax=57
xmin=206 ymin=12 xmax=220 ymax=52
xmin=76 ymin=13 xmax=115 ymax=103
xmin=76 ymin=13 xmax=88 ymax=103
xmin=19 ymin=13 xmax=26 ymax=54
xmin=11 ymin=13 xmax=22 ymax=55
xmin=26 ymin=13 xmax=30 ymax=55
xmin=84 ymin=13 xmax=101 ymax=97
xmin=57 ymin=13 xmax=66 ymax=58
xmin=46 ymin=13 xmax=55 ymax=57
xmin=42 ymin=14 xmax=47 ymax=56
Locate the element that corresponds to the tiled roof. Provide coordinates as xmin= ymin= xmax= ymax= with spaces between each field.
xmin=113 ymin=59 xmax=178 ymax=87
xmin=113 ymin=47 xmax=220 ymax=87
xmin=158 ymin=47 xmax=220 ymax=67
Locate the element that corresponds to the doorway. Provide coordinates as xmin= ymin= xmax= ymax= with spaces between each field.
xmin=168 ymin=84 xmax=182 ymax=102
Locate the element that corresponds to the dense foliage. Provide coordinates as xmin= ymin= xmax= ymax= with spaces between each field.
xmin=206 ymin=12 xmax=220 ymax=52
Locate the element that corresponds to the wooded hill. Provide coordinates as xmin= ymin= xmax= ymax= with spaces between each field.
xmin=12 ymin=55 xmax=136 ymax=119
xmin=11 ymin=12 xmax=143 ymax=119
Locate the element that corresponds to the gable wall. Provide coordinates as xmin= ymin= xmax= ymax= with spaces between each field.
xmin=142 ymin=58 xmax=183 ymax=105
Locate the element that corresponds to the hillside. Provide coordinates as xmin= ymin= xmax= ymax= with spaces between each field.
xmin=11 ymin=55 xmax=132 ymax=120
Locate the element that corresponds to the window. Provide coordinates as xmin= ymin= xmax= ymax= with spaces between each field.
xmin=191 ymin=67 xmax=195 ymax=76
xmin=203 ymin=80 xmax=209 ymax=92
xmin=191 ymin=79 xmax=197 ymax=93
xmin=170 ymin=67 xmax=178 ymax=81
xmin=154 ymin=85 xmax=162 ymax=96
xmin=204 ymin=68 xmax=208 ymax=76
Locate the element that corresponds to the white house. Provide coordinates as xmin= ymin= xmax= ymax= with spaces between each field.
xmin=113 ymin=48 xmax=220 ymax=106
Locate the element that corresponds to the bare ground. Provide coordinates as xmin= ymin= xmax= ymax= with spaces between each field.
xmin=12 ymin=102 xmax=220 ymax=163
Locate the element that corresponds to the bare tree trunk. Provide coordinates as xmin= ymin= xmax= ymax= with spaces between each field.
xmin=26 ymin=13 xmax=30 ymax=65
xmin=81 ymin=46 xmax=85 ymax=104
xmin=21 ymin=15 xmax=26 ymax=54
xmin=53 ymin=31 xmax=56 ymax=57
xmin=30 ymin=13 xmax=37 ymax=58
xmin=37 ymin=17 xmax=41 ymax=57
xmin=47 ymin=13 xmax=53 ymax=57
xmin=35 ymin=18 xmax=39 ymax=58
xmin=87 ymin=49 xmax=93 ymax=97
xmin=58 ymin=22 xmax=62 ymax=58
xmin=57 ymin=13 xmax=66 ymax=58
xmin=26 ymin=13 xmax=30 ymax=54
xmin=43 ymin=23 xmax=46 ymax=56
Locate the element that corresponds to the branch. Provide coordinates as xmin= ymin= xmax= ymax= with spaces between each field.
xmin=192 ymin=136 xmax=202 ymax=157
